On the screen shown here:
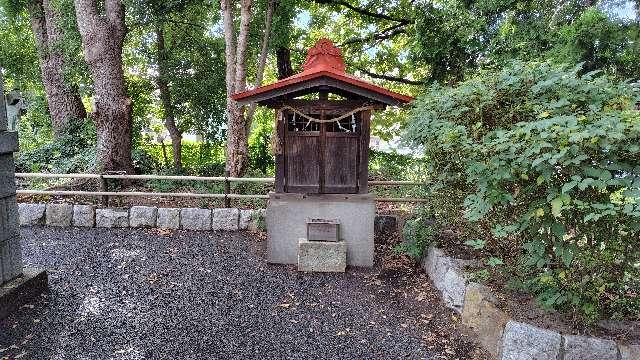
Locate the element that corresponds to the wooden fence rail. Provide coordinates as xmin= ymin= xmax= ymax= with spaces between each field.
xmin=15 ymin=172 xmax=428 ymax=205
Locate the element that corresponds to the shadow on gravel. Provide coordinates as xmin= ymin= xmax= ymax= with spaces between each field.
xmin=0 ymin=227 xmax=487 ymax=360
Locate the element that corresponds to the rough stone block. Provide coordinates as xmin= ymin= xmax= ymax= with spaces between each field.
xmin=129 ymin=206 xmax=157 ymax=228
xmin=0 ymin=155 xmax=17 ymax=199
xmin=0 ymin=196 xmax=19 ymax=242
xmin=0 ymin=132 xmax=18 ymax=155
xmin=620 ymin=344 xmax=640 ymax=360
xmin=298 ymin=239 xmax=346 ymax=272
xmin=212 ymin=208 xmax=239 ymax=231
xmin=500 ymin=321 xmax=561 ymax=360
xmin=374 ymin=215 xmax=397 ymax=236
xmin=95 ymin=208 xmax=129 ymax=228
xmin=157 ymin=208 xmax=180 ymax=229
xmin=0 ymin=236 xmax=23 ymax=284
xmin=18 ymin=203 xmax=46 ymax=226
xmin=563 ymin=335 xmax=618 ymax=360
xmin=73 ymin=205 xmax=95 ymax=227
xmin=421 ymin=246 xmax=468 ymax=312
xmin=181 ymin=208 xmax=211 ymax=231
xmin=267 ymin=193 xmax=374 ymax=267
xmin=462 ymin=283 xmax=509 ymax=358
xmin=0 ymin=268 xmax=48 ymax=320
xmin=45 ymin=203 xmax=73 ymax=227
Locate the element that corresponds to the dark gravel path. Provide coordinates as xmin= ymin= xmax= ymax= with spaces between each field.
xmin=1 ymin=227 xmax=485 ymax=360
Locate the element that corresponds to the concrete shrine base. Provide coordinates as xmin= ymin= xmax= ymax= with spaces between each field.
xmin=266 ymin=192 xmax=375 ymax=267
xmin=0 ymin=267 xmax=48 ymax=320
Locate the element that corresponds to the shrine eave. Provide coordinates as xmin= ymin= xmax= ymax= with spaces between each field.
xmin=231 ymin=69 xmax=414 ymax=107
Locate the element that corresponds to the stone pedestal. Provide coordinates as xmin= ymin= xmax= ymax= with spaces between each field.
xmin=266 ymin=192 xmax=375 ymax=267
xmin=0 ymin=74 xmax=47 ymax=320
xmin=298 ymin=239 xmax=347 ymax=272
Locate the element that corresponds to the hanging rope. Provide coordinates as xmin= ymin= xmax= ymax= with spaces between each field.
xmin=280 ymin=104 xmax=376 ymax=124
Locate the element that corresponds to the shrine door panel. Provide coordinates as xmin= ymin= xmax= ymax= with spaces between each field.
xmin=285 ymin=132 xmax=320 ymax=193
xmin=324 ymin=133 xmax=359 ymax=193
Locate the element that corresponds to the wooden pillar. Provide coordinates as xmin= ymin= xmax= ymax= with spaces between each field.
xmin=358 ymin=110 xmax=371 ymax=194
xmin=274 ymin=109 xmax=285 ymax=193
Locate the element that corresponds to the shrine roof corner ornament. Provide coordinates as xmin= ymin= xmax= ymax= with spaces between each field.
xmin=231 ymin=39 xmax=414 ymax=107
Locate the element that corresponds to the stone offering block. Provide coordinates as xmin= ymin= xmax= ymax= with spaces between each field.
xmin=73 ymin=205 xmax=95 ymax=227
xmin=307 ymin=218 xmax=339 ymax=242
xmin=129 ymin=206 xmax=158 ymax=228
xmin=157 ymin=208 xmax=180 ymax=230
xmin=18 ymin=203 xmax=46 ymax=226
xmin=45 ymin=204 xmax=73 ymax=227
xmin=181 ymin=208 xmax=212 ymax=231
xmin=298 ymin=238 xmax=346 ymax=273
xmin=96 ymin=208 xmax=129 ymax=228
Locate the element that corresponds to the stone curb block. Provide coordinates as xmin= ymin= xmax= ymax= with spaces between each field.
xmin=420 ymin=245 xmax=637 ymax=360
xmin=500 ymin=320 xmax=562 ymax=360
xmin=212 ymin=208 xmax=239 ymax=231
xmin=563 ymin=334 xmax=618 ymax=360
xmin=73 ymin=205 xmax=95 ymax=227
xmin=421 ymin=246 xmax=468 ymax=313
xmin=180 ymin=208 xmax=212 ymax=231
xmin=620 ymin=344 xmax=640 ymax=360
xmin=45 ymin=204 xmax=73 ymax=227
xmin=96 ymin=208 xmax=129 ymax=228
xmin=129 ymin=206 xmax=158 ymax=228
xmin=157 ymin=208 xmax=180 ymax=230
xmin=18 ymin=203 xmax=45 ymax=226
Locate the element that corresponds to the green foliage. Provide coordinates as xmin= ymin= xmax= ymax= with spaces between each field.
xmin=406 ymin=61 xmax=640 ymax=323
xmin=248 ymin=108 xmax=275 ymax=175
xmin=396 ymin=206 xmax=435 ymax=259
xmin=16 ymin=118 xmax=96 ymax=173
xmin=139 ymin=142 xmax=225 ymax=175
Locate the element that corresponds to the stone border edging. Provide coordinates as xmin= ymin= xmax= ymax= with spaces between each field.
xmin=18 ymin=203 xmax=265 ymax=232
xmin=421 ymin=246 xmax=639 ymax=360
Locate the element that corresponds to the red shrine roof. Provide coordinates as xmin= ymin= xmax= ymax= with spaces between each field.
xmin=231 ymin=39 xmax=414 ymax=106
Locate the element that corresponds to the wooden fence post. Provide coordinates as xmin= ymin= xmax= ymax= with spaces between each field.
xmin=224 ymin=170 xmax=230 ymax=208
xmin=98 ymin=174 xmax=109 ymax=207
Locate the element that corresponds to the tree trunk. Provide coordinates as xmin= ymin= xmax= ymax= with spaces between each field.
xmin=221 ymin=0 xmax=252 ymax=177
xmin=276 ymin=47 xmax=294 ymax=79
xmin=155 ymin=24 xmax=182 ymax=171
xmin=28 ymin=0 xmax=87 ymax=137
xmin=245 ymin=0 xmax=275 ymax=131
xmin=74 ymin=0 xmax=133 ymax=173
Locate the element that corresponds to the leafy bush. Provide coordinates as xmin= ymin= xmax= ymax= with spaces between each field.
xmin=405 ymin=61 xmax=640 ymax=323
xmin=16 ymin=118 xmax=96 ymax=173
xmin=397 ymin=206 xmax=436 ymax=259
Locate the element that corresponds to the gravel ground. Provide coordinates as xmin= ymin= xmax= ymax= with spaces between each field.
xmin=1 ymin=227 xmax=486 ymax=360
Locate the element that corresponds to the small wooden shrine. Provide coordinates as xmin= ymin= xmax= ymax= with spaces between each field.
xmin=232 ymin=39 xmax=413 ymax=269
xmin=233 ymin=39 xmax=413 ymax=195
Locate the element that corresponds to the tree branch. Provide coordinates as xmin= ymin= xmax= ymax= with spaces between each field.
xmin=341 ymin=22 xmax=408 ymax=46
xmin=353 ymin=66 xmax=424 ymax=85
xmin=311 ymin=0 xmax=410 ymax=23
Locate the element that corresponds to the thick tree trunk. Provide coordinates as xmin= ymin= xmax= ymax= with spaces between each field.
xmin=221 ymin=0 xmax=252 ymax=177
xmin=155 ymin=24 xmax=182 ymax=171
xmin=74 ymin=0 xmax=133 ymax=173
xmin=28 ymin=0 xmax=87 ymax=137
xmin=276 ymin=47 xmax=294 ymax=79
